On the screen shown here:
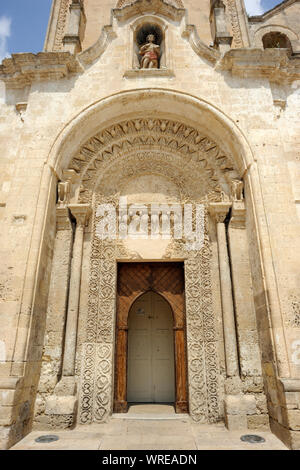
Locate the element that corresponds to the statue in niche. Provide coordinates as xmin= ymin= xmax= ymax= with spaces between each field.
xmin=139 ymin=34 xmax=160 ymax=69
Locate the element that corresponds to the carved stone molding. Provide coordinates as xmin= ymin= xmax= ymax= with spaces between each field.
xmin=116 ymin=0 xmax=184 ymax=7
xmin=113 ymin=0 xmax=185 ymax=22
xmin=224 ymin=0 xmax=244 ymax=48
xmin=79 ymin=202 xmax=221 ymax=424
xmin=182 ymin=25 xmax=221 ymax=64
xmin=53 ymin=0 xmax=71 ymax=52
xmin=185 ymin=241 xmax=221 ymax=422
xmin=78 ymin=26 xmax=117 ymax=66
xmin=209 ymin=202 xmax=232 ymax=224
xmin=219 ymin=48 xmax=300 ymax=84
xmin=69 ymin=203 xmax=91 ymax=226
xmin=124 ymin=68 xmax=175 ymax=78
xmin=67 ymin=118 xmax=239 ymax=204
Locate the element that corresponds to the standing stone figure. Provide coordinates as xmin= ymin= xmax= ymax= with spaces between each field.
xmin=230 ymin=179 xmax=244 ymax=201
xmin=139 ymin=34 xmax=160 ymax=69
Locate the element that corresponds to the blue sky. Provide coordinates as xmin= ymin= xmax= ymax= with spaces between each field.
xmin=0 ymin=0 xmax=283 ymax=61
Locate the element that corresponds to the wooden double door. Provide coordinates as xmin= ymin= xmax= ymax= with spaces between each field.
xmin=127 ymin=291 xmax=175 ymax=403
xmin=114 ymin=262 xmax=188 ymax=413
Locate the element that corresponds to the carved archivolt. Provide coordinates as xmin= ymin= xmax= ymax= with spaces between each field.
xmin=68 ymin=118 xmax=239 ymax=204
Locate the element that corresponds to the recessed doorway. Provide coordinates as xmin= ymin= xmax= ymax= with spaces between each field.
xmin=114 ymin=262 xmax=188 ymax=414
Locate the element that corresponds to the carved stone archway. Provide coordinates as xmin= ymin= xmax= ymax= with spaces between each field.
xmin=38 ymin=90 xmax=285 ymax=434
xmin=64 ymin=114 xmax=238 ymax=425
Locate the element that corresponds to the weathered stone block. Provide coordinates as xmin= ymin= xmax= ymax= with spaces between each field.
xmin=0 ymin=390 xmax=16 ymax=406
xmin=225 ymin=395 xmax=244 ymax=415
xmin=38 ymin=375 xmax=58 ymax=394
xmin=224 ymin=377 xmax=242 ymax=395
xmin=54 ymin=376 xmax=77 ymax=396
xmin=0 ymin=405 xmax=15 ymax=426
xmin=247 ymin=414 xmax=270 ymax=430
xmin=225 ymin=414 xmax=247 ymax=431
xmin=243 ymin=395 xmax=257 ymax=415
xmin=287 ymin=410 xmax=300 ymax=431
xmin=45 ymin=396 xmax=77 ymax=415
xmin=255 ymin=393 xmax=268 ymax=414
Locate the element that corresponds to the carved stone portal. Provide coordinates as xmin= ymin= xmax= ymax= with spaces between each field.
xmin=79 ymin=204 xmax=221 ymax=424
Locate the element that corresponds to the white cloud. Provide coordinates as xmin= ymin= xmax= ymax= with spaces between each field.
xmin=244 ymin=0 xmax=264 ymax=16
xmin=0 ymin=16 xmax=11 ymax=62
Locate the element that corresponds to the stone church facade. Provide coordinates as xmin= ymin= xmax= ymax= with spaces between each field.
xmin=0 ymin=0 xmax=299 ymax=450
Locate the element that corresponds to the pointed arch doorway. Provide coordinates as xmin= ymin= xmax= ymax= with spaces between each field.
xmin=114 ymin=262 xmax=188 ymax=414
xmin=127 ymin=291 xmax=175 ymax=403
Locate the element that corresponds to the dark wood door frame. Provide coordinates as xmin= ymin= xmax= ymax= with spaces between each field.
xmin=114 ymin=262 xmax=188 ymax=414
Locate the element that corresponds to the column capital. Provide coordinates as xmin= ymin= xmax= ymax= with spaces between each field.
xmin=69 ymin=203 xmax=91 ymax=227
xmin=56 ymin=206 xmax=72 ymax=231
xmin=209 ymin=202 xmax=232 ymax=223
xmin=229 ymin=201 xmax=246 ymax=229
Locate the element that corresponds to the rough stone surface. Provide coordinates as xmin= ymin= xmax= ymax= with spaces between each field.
xmin=0 ymin=0 xmax=299 ymax=450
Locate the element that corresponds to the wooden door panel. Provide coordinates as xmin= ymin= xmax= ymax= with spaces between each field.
xmin=114 ymin=263 xmax=188 ymax=413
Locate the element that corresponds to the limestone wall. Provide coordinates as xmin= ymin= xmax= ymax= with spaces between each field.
xmin=0 ymin=1 xmax=299 ymax=449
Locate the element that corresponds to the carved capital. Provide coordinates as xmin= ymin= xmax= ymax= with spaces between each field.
xmin=209 ymin=202 xmax=232 ymax=223
xmin=69 ymin=203 xmax=91 ymax=227
xmin=229 ymin=201 xmax=246 ymax=229
xmin=56 ymin=206 xmax=72 ymax=231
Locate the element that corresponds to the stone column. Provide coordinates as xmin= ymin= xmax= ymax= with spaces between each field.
xmin=228 ymin=201 xmax=262 ymax=378
xmin=227 ymin=200 xmax=269 ymax=430
xmin=62 ymin=204 xmax=91 ymax=377
xmin=63 ymin=0 xmax=86 ymax=54
xmin=209 ymin=202 xmax=251 ymax=430
xmin=45 ymin=203 xmax=91 ymax=428
xmin=34 ymin=206 xmax=73 ymax=428
xmin=209 ymin=202 xmax=239 ymax=377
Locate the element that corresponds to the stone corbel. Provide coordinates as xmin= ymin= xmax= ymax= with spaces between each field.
xmin=63 ymin=0 xmax=86 ymax=54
